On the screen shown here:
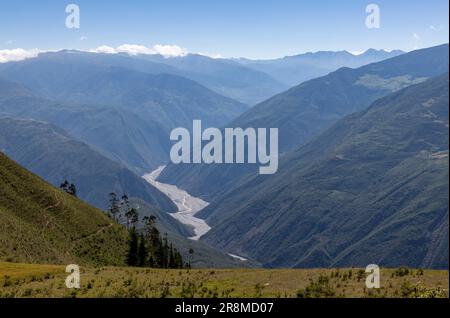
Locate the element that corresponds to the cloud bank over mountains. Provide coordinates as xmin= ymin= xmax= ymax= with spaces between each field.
xmin=90 ymin=44 xmax=189 ymax=57
xmin=0 ymin=43 xmax=410 ymax=64
xmin=0 ymin=48 xmax=41 ymax=63
xmin=0 ymin=44 xmax=226 ymax=63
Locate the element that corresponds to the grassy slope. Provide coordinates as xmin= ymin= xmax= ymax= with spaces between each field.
xmin=0 ymin=152 xmax=128 ymax=266
xmin=0 ymin=262 xmax=447 ymax=298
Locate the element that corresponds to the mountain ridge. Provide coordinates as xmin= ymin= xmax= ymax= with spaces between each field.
xmin=159 ymin=44 xmax=449 ymax=201
xmin=199 ymin=73 xmax=449 ymax=269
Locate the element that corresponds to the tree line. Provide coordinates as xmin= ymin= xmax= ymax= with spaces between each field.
xmin=107 ymin=192 xmax=191 ymax=269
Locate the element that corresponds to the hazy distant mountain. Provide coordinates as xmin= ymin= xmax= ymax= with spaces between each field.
xmin=235 ymin=49 xmax=405 ymax=86
xmin=134 ymin=53 xmax=288 ymax=104
xmin=0 ymin=63 xmax=247 ymax=173
xmin=159 ymin=44 xmax=449 ymax=201
xmin=61 ymin=67 xmax=248 ymax=128
xmin=0 ymin=117 xmax=176 ymax=213
xmin=0 ymin=50 xmax=286 ymax=105
xmin=0 ymin=50 xmax=174 ymax=100
xmin=200 ymin=73 xmax=449 ymax=269
xmin=0 ymin=48 xmax=406 ymax=108
xmin=0 ymin=79 xmax=160 ymax=171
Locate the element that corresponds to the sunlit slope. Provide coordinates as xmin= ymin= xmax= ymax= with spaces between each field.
xmin=0 ymin=152 xmax=128 ymax=266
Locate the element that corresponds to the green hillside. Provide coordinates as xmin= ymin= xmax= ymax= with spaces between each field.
xmin=200 ymin=74 xmax=449 ymax=269
xmin=0 ymin=151 xmax=129 ymax=266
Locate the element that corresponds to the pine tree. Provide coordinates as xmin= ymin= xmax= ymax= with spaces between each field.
xmin=188 ymin=248 xmax=195 ymax=268
xmin=137 ymin=233 xmax=147 ymax=267
xmin=162 ymin=233 xmax=169 ymax=268
xmin=126 ymin=227 xmax=139 ymax=266
xmin=173 ymin=248 xmax=183 ymax=268
xmin=141 ymin=215 xmax=186 ymax=269
xmin=169 ymin=243 xmax=175 ymax=268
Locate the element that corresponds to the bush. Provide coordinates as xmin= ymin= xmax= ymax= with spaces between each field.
xmin=393 ymin=266 xmax=410 ymax=277
xmin=297 ymin=276 xmax=336 ymax=298
xmin=401 ymin=282 xmax=447 ymax=298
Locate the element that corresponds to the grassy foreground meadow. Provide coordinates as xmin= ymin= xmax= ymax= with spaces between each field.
xmin=0 ymin=262 xmax=448 ymax=298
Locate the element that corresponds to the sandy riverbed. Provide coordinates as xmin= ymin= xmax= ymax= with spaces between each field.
xmin=142 ymin=166 xmax=211 ymax=240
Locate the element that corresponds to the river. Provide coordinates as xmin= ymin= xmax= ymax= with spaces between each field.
xmin=142 ymin=166 xmax=211 ymax=240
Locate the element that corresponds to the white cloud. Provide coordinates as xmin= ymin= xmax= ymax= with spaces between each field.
xmin=116 ymin=44 xmax=154 ymax=55
xmin=91 ymin=43 xmax=188 ymax=58
xmin=198 ymin=52 xmax=224 ymax=59
xmin=350 ymin=50 xmax=365 ymax=56
xmin=90 ymin=45 xmax=117 ymax=54
xmin=80 ymin=36 xmax=88 ymax=41
xmin=0 ymin=48 xmax=41 ymax=63
xmin=152 ymin=44 xmax=188 ymax=57
xmin=413 ymin=33 xmax=421 ymax=40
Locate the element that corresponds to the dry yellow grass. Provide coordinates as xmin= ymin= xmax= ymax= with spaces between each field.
xmin=0 ymin=262 xmax=64 ymax=280
xmin=0 ymin=262 xmax=448 ymax=298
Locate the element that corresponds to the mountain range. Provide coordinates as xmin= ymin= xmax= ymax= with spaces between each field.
xmin=0 ymin=67 xmax=246 ymax=173
xmin=159 ymin=44 xmax=449 ymax=202
xmin=235 ymin=49 xmax=405 ymax=86
xmin=0 ymin=44 xmax=448 ymax=270
xmin=0 ymin=49 xmax=407 ymax=106
xmin=195 ymin=73 xmax=449 ymax=269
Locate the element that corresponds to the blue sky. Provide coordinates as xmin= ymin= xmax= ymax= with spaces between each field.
xmin=0 ymin=0 xmax=448 ymax=59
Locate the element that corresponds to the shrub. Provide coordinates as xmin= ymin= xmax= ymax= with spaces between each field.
xmin=394 ymin=266 xmax=410 ymax=277
xmin=297 ymin=276 xmax=335 ymax=298
xmin=401 ymin=281 xmax=447 ymax=298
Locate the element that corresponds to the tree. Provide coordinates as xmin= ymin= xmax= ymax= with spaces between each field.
xmin=60 ymin=180 xmax=77 ymax=197
xmin=126 ymin=227 xmax=139 ymax=266
xmin=125 ymin=207 xmax=139 ymax=229
xmin=174 ymin=248 xmax=183 ymax=268
xmin=162 ymin=233 xmax=169 ymax=268
xmin=169 ymin=243 xmax=175 ymax=268
xmin=188 ymin=248 xmax=195 ymax=268
xmin=121 ymin=194 xmax=130 ymax=212
xmin=138 ymin=215 xmax=187 ymax=269
xmin=137 ymin=233 xmax=147 ymax=267
xmin=68 ymin=183 xmax=77 ymax=197
xmin=108 ymin=192 xmax=120 ymax=221
xmin=60 ymin=180 xmax=69 ymax=192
